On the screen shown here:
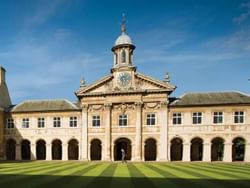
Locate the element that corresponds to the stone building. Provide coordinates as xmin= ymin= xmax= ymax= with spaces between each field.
xmin=0 ymin=23 xmax=250 ymax=162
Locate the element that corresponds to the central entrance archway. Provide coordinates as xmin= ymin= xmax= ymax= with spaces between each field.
xmin=114 ymin=138 xmax=131 ymax=161
xmin=90 ymin=139 xmax=102 ymax=161
xmin=21 ymin=140 xmax=31 ymax=160
xmin=36 ymin=139 xmax=46 ymax=160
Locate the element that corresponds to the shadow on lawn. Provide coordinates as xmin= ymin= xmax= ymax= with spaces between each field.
xmin=0 ymin=174 xmax=249 ymax=188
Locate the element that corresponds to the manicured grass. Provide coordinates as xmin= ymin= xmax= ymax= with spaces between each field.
xmin=0 ymin=161 xmax=249 ymax=188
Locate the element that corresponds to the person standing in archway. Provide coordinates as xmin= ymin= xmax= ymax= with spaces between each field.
xmin=121 ymin=148 xmax=126 ymax=162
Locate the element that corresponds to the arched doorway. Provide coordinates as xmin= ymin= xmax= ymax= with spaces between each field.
xmin=211 ymin=137 xmax=224 ymax=161
xmin=6 ymin=139 xmax=16 ymax=160
xmin=144 ymin=138 xmax=157 ymax=161
xmin=21 ymin=140 xmax=31 ymax=160
xmin=68 ymin=139 xmax=79 ymax=160
xmin=170 ymin=138 xmax=183 ymax=161
xmin=52 ymin=139 xmax=62 ymax=160
xmin=232 ymin=137 xmax=245 ymax=161
xmin=191 ymin=137 xmax=203 ymax=161
xmin=90 ymin=139 xmax=102 ymax=160
xmin=114 ymin=138 xmax=131 ymax=161
xmin=36 ymin=140 xmax=46 ymax=160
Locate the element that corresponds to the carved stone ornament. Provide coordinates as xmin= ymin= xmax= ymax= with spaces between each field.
xmin=144 ymin=102 xmax=160 ymax=110
xmin=88 ymin=104 xmax=104 ymax=111
xmin=114 ymin=103 xmax=135 ymax=113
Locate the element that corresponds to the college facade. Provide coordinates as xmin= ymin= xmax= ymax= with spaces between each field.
xmin=0 ymin=23 xmax=250 ymax=162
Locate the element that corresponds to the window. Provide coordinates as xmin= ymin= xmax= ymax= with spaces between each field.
xmin=38 ymin=117 xmax=45 ymax=128
xmin=234 ymin=111 xmax=244 ymax=124
xmin=147 ymin=113 xmax=156 ymax=126
xmin=192 ymin=112 xmax=202 ymax=124
xmin=6 ymin=118 xmax=14 ymax=129
xmin=53 ymin=117 xmax=61 ymax=127
xmin=173 ymin=113 xmax=182 ymax=125
xmin=22 ymin=118 xmax=29 ymax=128
xmin=69 ymin=117 xmax=77 ymax=127
xmin=121 ymin=49 xmax=126 ymax=63
xmin=92 ymin=116 xmax=100 ymax=127
xmin=119 ymin=114 xmax=128 ymax=127
xmin=213 ymin=112 xmax=223 ymax=124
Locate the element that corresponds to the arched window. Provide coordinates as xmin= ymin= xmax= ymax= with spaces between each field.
xmin=121 ymin=49 xmax=126 ymax=63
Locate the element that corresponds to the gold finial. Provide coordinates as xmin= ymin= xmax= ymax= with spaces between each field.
xmin=121 ymin=13 xmax=126 ymax=33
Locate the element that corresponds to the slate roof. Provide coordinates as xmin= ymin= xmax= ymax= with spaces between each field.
xmin=170 ymin=92 xmax=250 ymax=107
xmin=10 ymin=99 xmax=80 ymax=112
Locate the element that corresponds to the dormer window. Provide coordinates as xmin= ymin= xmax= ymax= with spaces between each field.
xmin=121 ymin=49 xmax=126 ymax=63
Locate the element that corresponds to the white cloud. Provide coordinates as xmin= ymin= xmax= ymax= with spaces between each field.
xmin=233 ymin=1 xmax=250 ymax=24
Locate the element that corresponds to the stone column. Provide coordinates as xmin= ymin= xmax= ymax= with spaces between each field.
xmin=16 ymin=143 xmax=21 ymax=160
xmin=81 ymin=104 xmax=88 ymax=161
xmin=244 ymin=142 xmax=250 ymax=162
xmin=159 ymin=101 xmax=168 ymax=161
xmin=46 ymin=144 xmax=51 ymax=160
xmin=183 ymin=142 xmax=191 ymax=161
xmin=223 ymin=142 xmax=232 ymax=162
xmin=30 ymin=143 xmax=36 ymax=160
xmin=62 ymin=144 xmax=68 ymax=160
xmin=104 ymin=103 xmax=112 ymax=161
xmin=135 ymin=102 xmax=142 ymax=161
xmin=203 ymin=142 xmax=211 ymax=162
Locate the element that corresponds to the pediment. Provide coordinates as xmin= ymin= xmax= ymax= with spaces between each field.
xmin=76 ymin=72 xmax=176 ymax=97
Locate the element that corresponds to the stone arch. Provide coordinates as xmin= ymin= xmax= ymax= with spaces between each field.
xmin=52 ymin=139 xmax=62 ymax=160
xmin=36 ymin=139 xmax=46 ymax=160
xmin=191 ymin=137 xmax=203 ymax=161
xmin=170 ymin=137 xmax=183 ymax=161
xmin=211 ymin=137 xmax=224 ymax=161
xmin=232 ymin=137 xmax=245 ymax=161
xmin=144 ymin=138 xmax=157 ymax=161
xmin=68 ymin=139 xmax=79 ymax=160
xmin=114 ymin=138 xmax=131 ymax=161
xmin=6 ymin=138 xmax=16 ymax=160
xmin=21 ymin=139 xmax=31 ymax=160
xmin=90 ymin=139 xmax=102 ymax=160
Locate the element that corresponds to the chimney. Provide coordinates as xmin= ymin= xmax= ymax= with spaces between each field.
xmin=0 ymin=67 xmax=6 ymax=85
xmin=0 ymin=66 xmax=11 ymax=108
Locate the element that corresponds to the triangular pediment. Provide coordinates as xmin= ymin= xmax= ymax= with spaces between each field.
xmin=76 ymin=72 xmax=176 ymax=97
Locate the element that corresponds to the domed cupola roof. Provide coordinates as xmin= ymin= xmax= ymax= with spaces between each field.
xmin=115 ymin=32 xmax=133 ymax=46
xmin=113 ymin=14 xmax=134 ymax=48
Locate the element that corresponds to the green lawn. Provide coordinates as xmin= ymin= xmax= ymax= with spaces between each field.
xmin=0 ymin=161 xmax=249 ymax=188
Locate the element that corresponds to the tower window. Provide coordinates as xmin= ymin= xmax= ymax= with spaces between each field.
xmin=121 ymin=49 xmax=126 ymax=63
xmin=92 ymin=115 xmax=100 ymax=127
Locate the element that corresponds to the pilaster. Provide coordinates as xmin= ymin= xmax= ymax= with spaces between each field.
xmin=183 ymin=142 xmax=191 ymax=161
xmin=134 ymin=102 xmax=142 ymax=161
xmin=104 ymin=103 xmax=112 ymax=161
xmin=46 ymin=144 xmax=51 ymax=160
xmin=81 ymin=104 xmax=88 ymax=161
xmin=16 ymin=143 xmax=21 ymax=160
xmin=62 ymin=144 xmax=68 ymax=160
xmin=223 ymin=142 xmax=232 ymax=162
xmin=30 ymin=143 xmax=36 ymax=160
xmin=203 ymin=142 xmax=211 ymax=162
xmin=159 ymin=101 xmax=168 ymax=161
xmin=244 ymin=143 xmax=250 ymax=162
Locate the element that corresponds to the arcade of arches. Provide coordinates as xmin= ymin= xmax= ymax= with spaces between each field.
xmin=5 ymin=136 xmax=247 ymax=161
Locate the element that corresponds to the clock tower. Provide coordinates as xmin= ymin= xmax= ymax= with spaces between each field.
xmin=111 ymin=15 xmax=136 ymax=89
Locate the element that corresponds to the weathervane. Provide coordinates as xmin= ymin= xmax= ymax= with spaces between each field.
xmin=121 ymin=13 xmax=126 ymax=33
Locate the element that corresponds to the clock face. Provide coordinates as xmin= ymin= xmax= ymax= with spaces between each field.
xmin=118 ymin=72 xmax=131 ymax=87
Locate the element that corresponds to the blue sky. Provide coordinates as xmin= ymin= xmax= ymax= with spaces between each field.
xmin=0 ymin=0 xmax=250 ymax=104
